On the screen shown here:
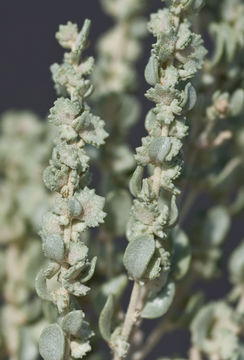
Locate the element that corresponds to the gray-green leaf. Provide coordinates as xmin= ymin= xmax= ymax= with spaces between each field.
xmin=129 ymin=166 xmax=143 ymax=197
xmin=39 ymin=324 xmax=66 ymax=360
xmin=61 ymin=310 xmax=84 ymax=336
xmin=42 ymin=234 xmax=65 ymax=263
xmin=99 ymin=294 xmax=115 ymax=342
xmin=141 ymin=280 xmax=175 ymax=319
xmin=149 ymin=137 xmax=171 ymax=164
xmin=203 ymin=206 xmax=230 ymax=246
xmin=145 ymin=54 xmax=159 ymax=86
xmin=171 ymin=228 xmax=191 ymax=280
xmin=123 ymin=235 xmax=155 ymax=280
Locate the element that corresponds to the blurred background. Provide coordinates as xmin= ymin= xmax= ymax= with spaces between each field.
xmin=0 ymin=1 xmax=243 ymax=359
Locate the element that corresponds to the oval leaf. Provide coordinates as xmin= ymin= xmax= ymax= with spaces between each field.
xmin=123 ymin=235 xmax=155 ymax=280
xmin=43 ymin=234 xmax=65 ymax=263
xmin=129 ymin=166 xmax=143 ymax=198
xmin=35 ymin=270 xmax=52 ymax=301
xmin=181 ymin=83 xmax=197 ymax=111
xmin=141 ymin=280 xmax=175 ymax=319
xmin=171 ymin=228 xmax=191 ymax=280
xmin=61 ymin=310 xmax=84 ymax=336
xmin=149 ymin=137 xmax=171 ymax=164
xmin=203 ymin=206 xmax=230 ymax=246
xmin=39 ymin=324 xmax=65 ymax=360
xmin=145 ymin=54 xmax=159 ymax=86
xmin=99 ymin=294 xmax=114 ymax=342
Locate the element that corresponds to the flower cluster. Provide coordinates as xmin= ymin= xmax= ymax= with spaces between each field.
xmin=124 ymin=1 xmax=207 ymax=284
xmin=35 ymin=20 xmax=108 ymax=360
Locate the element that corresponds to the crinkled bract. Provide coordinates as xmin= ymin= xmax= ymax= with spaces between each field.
xmin=56 ymin=22 xmax=79 ymax=49
xmin=75 ymin=187 xmax=106 ymax=228
xmin=49 ymin=98 xmax=80 ymax=126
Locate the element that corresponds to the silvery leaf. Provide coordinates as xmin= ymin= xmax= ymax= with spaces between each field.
xmin=142 ymin=280 xmax=175 ymax=319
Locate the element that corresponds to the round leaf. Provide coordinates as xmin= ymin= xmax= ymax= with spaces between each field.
xmin=141 ymin=280 xmax=175 ymax=319
xmin=61 ymin=310 xmax=84 ymax=336
xmin=43 ymin=234 xmax=65 ymax=263
xmin=149 ymin=137 xmax=171 ymax=164
xmin=39 ymin=324 xmax=65 ymax=360
xmin=123 ymin=235 xmax=155 ymax=280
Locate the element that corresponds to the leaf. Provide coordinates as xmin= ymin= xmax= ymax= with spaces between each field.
xmin=203 ymin=206 xmax=230 ymax=246
xmin=129 ymin=166 xmax=143 ymax=198
xmin=149 ymin=137 xmax=171 ymax=164
xmin=61 ymin=310 xmax=84 ymax=336
xmin=101 ymin=275 xmax=128 ymax=300
xmin=35 ymin=270 xmax=52 ymax=301
xmin=99 ymin=294 xmax=115 ymax=342
xmin=39 ymin=324 xmax=66 ymax=360
xmin=171 ymin=228 xmax=191 ymax=280
xmin=79 ymin=256 xmax=97 ymax=283
xmin=74 ymin=111 xmax=108 ymax=147
xmin=18 ymin=327 xmax=38 ymax=360
xmin=48 ymin=97 xmax=79 ymax=126
xmin=168 ymin=195 xmax=179 ymax=227
xmin=190 ymin=303 xmax=214 ymax=348
xmin=42 ymin=234 xmax=65 ymax=263
xmin=105 ymin=190 xmax=132 ymax=236
xmin=141 ymin=280 xmax=175 ymax=319
xmin=230 ymin=89 xmax=244 ymax=117
xmin=229 ymin=241 xmax=244 ymax=285
xmin=75 ymin=187 xmax=106 ymax=229
xmin=181 ymin=83 xmax=197 ymax=111
xmin=123 ymin=235 xmax=155 ymax=280
xmin=145 ymin=54 xmax=159 ymax=86
xmin=68 ymin=198 xmax=83 ymax=217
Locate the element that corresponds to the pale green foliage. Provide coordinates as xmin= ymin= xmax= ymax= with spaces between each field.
xmin=0 ymin=112 xmax=51 ymax=359
xmin=99 ymin=294 xmax=115 ymax=341
xmin=141 ymin=280 xmax=176 ymax=319
xmin=191 ymin=300 xmax=244 ymax=359
xmin=124 ymin=235 xmax=155 ymax=280
xmin=1 ymin=0 xmax=244 ymax=359
xmin=36 ymin=19 xmax=107 ymax=360
xmin=122 ymin=0 xmax=207 ymax=293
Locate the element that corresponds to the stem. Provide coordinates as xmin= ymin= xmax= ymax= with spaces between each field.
xmin=113 ymin=282 xmax=142 ymax=360
xmin=133 ymin=272 xmax=198 ymax=360
xmin=122 ymin=282 xmax=142 ymax=341
xmin=152 ymin=166 xmax=162 ymax=195
xmin=190 ymin=347 xmax=202 ymax=360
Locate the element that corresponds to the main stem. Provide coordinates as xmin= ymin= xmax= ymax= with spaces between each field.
xmin=113 ymin=282 xmax=142 ymax=360
xmin=122 ymin=282 xmax=141 ymax=340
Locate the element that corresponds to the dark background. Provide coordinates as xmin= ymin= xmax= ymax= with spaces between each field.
xmin=0 ymin=1 xmax=243 ymax=359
